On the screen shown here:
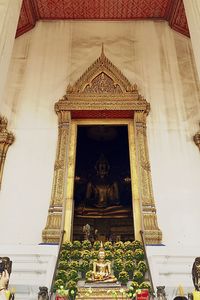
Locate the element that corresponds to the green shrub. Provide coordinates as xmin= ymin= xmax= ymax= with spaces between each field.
xmin=58 ymin=260 xmax=69 ymax=270
xmin=113 ymin=258 xmax=123 ymax=277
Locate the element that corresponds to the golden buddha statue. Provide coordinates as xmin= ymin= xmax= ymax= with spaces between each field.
xmin=87 ymin=243 xmax=117 ymax=283
xmin=85 ymin=154 xmax=119 ymax=208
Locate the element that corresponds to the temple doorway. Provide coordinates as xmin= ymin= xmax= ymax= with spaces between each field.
xmin=73 ymin=125 xmax=134 ymax=242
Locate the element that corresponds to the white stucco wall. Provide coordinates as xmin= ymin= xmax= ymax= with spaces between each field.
xmin=0 ymin=20 xmax=200 ymax=251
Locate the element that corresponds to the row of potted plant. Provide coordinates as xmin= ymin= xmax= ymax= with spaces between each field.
xmin=54 ymin=240 xmax=150 ymax=299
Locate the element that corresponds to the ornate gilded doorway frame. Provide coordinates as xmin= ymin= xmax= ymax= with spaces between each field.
xmin=42 ymin=48 xmax=162 ymax=245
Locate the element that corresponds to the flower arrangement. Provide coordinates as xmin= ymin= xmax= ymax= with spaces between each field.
xmin=113 ymin=258 xmax=123 ymax=277
xmin=58 ymin=261 xmax=69 ymax=271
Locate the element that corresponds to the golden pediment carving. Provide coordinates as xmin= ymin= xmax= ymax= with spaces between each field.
xmin=58 ymin=46 xmax=148 ymax=113
xmin=66 ymin=45 xmax=138 ymax=95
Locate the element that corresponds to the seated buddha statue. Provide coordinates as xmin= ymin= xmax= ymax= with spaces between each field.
xmin=85 ymin=154 xmax=120 ymax=208
xmin=87 ymin=243 xmax=117 ymax=283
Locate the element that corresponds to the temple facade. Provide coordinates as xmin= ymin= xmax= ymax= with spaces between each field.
xmin=0 ymin=1 xmax=200 ymax=298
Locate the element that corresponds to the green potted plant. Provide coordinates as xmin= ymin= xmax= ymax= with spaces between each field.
xmin=104 ymin=241 xmax=113 ymax=251
xmin=72 ymin=240 xmax=82 ymax=250
xmin=133 ymin=249 xmax=144 ymax=261
xmin=66 ymin=280 xmax=77 ymax=300
xmin=60 ymin=250 xmax=71 ymax=261
xmin=118 ymin=270 xmax=129 ymax=285
xmin=93 ymin=241 xmax=101 ymax=250
xmin=82 ymin=240 xmax=92 ymax=250
xmin=124 ymin=250 xmax=134 ymax=261
xmin=62 ymin=241 xmax=73 ymax=251
xmin=124 ymin=260 xmax=136 ymax=279
xmin=124 ymin=241 xmax=134 ymax=251
xmin=81 ymin=250 xmax=91 ymax=261
xmin=113 ymin=258 xmax=123 ymax=278
xmin=105 ymin=250 xmax=113 ymax=260
xmin=132 ymin=240 xmax=143 ymax=250
xmin=79 ymin=260 xmax=90 ymax=278
xmin=114 ymin=241 xmax=124 ymax=250
xmin=114 ymin=249 xmax=124 ymax=259
xmin=137 ymin=261 xmax=148 ymax=274
xmin=68 ymin=260 xmax=79 ymax=272
xmin=133 ymin=270 xmax=144 ymax=283
xmin=71 ymin=250 xmax=81 ymax=260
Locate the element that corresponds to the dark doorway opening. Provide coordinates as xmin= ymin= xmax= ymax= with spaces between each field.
xmin=73 ymin=125 xmax=134 ymax=242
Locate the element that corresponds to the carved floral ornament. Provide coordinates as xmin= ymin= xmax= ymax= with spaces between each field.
xmin=42 ymin=47 xmax=162 ymax=244
xmin=0 ymin=115 xmax=14 ymax=189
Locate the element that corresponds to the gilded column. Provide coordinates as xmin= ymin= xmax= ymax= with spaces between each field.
xmin=183 ymin=0 xmax=200 ymax=82
xmin=134 ymin=110 xmax=162 ymax=244
xmin=42 ymin=110 xmax=71 ymax=243
xmin=0 ymin=115 xmax=14 ymax=189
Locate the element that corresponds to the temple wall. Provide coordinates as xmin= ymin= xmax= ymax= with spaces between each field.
xmin=0 ymin=20 xmax=200 ymax=250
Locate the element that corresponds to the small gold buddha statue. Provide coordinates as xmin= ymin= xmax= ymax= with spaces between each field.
xmin=87 ymin=242 xmax=117 ymax=283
